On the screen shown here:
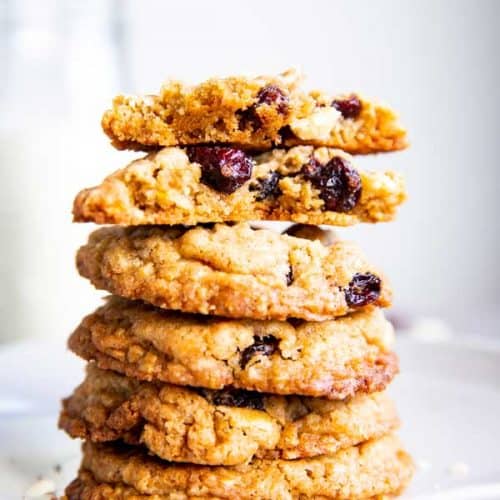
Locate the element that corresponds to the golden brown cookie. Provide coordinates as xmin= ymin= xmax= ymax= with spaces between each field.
xmin=76 ymin=223 xmax=391 ymax=321
xmin=101 ymin=68 xmax=407 ymax=153
xmin=73 ymin=146 xmax=406 ymax=227
xmin=60 ymin=364 xmax=399 ymax=466
xmin=64 ymin=435 xmax=414 ymax=499
xmin=68 ymin=297 xmax=398 ymax=400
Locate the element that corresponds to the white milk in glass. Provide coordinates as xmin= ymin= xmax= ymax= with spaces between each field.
xmin=0 ymin=1 xmax=133 ymax=342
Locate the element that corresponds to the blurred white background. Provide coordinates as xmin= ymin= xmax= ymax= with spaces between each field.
xmin=0 ymin=0 xmax=499 ymax=343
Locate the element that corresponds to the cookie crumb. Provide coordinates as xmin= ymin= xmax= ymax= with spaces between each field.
xmin=448 ymin=461 xmax=469 ymax=479
xmin=24 ymin=478 xmax=55 ymax=498
xmin=416 ymin=458 xmax=432 ymax=470
xmin=407 ymin=317 xmax=453 ymax=343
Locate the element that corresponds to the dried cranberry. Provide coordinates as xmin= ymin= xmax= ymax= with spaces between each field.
xmin=332 ymin=95 xmax=362 ymax=119
xmin=237 ymin=85 xmax=289 ymax=131
xmin=302 ymin=157 xmax=361 ymax=212
xmin=250 ymin=171 xmax=282 ymax=201
xmin=257 ymin=85 xmax=289 ymax=114
xmin=211 ymin=388 xmax=265 ymax=411
xmin=240 ymin=335 xmax=279 ymax=369
xmin=345 ymin=273 xmax=381 ymax=307
xmin=186 ymin=146 xmax=253 ymax=194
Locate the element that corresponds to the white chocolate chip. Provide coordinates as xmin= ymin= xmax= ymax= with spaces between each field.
xmin=290 ymin=107 xmax=341 ymax=141
xmin=448 ymin=461 xmax=469 ymax=479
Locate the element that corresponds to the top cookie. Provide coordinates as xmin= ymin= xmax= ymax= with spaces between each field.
xmin=102 ymin=69 xmax=407 ymax=153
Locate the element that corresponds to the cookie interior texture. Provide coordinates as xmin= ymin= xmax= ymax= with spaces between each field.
xmin=73 ymin=146 xmax=406 ymax=227
xmin=102 ymin=68 xmax=408 ymax=153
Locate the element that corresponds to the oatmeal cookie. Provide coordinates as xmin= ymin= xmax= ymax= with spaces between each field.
xmin=64 ymin=435 xmax=414 ymax=499
xmin=76 ymin=223 xmax=391 ymax=321
xmin=73 ymin=146 xmax=406 ymax=226
xmin=102 ymin=68 xmax=407 ymax=153
xmin=60 ymin=364 xmax=399 ymax=465
xmin=68 ymin=297 xmax=397 ymax=399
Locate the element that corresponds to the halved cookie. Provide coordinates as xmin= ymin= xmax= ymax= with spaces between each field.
xmin=74 ymin=146 xmax=406 ymax=226
xmin=102 ymin=68 xmax=407 ymax=153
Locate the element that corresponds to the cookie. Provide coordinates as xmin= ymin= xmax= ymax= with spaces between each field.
xmin=101 ymin=68 xmax=407 ymax=153
xmin=68 ymin=296 xmax=397 ymax=399
xmin=76 ymin=223 xmax=392 ymax=321
xmin=64 ymin=435 xmax=414 ymax=499
xmin=73 ymin=146 xmax=406 ymax=226
xmin=60 ymin=363 xmax=399 ymax=466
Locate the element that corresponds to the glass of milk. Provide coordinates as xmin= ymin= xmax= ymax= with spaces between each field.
xmin=0 ymin=0 xmax=133 ymax=342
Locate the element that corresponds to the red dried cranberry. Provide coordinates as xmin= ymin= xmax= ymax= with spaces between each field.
xmin=186 ymin=146 xmax=253 ymax=194
xmin=240 ymin=335 xmax=279 ymax=368
xmin=332 ymin=95 xmax=362 ymax=119
xmin=211 ymin=388 xmax=265 ymax=411
xmin=237 ymin=86 xmax=289 ymax=131
xmin=257 ymin=85 xmax=289 ymax=114
xmin=250 ymin=171 xmax=282 ymax=201
xmin=302 ymin=157 xmax=361 ymax=212
xmin=345 ymin=273 xmax=381 ymax=307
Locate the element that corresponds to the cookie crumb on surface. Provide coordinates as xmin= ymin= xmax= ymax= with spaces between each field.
xmin=448 ymin=461 xmax=469 ymax=479
xmin=24 ymin=478 xmax=55 ymax=498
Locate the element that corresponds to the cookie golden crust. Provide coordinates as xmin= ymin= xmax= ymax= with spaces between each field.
xmin=64 ymin=435 xmax=414 ymax=499
xmin=60 ymin=364 xmax=399 ymax=465
xmin=68 ymin=297 xmax=398 ymax=399
xmin=76 ymin=223 xmax=392 ymax=321
xmin=101 ymin=69 xmax=407 ymax=153
xmin=73 ymin=146 xmax=406 ymax=227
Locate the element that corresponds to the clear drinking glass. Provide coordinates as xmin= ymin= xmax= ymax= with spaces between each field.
xmin=0 ymin=0 xmax=129 ymax=342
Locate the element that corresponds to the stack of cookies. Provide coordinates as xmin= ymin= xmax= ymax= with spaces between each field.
xmin=60 ymin=69 xmax=414 ymax=499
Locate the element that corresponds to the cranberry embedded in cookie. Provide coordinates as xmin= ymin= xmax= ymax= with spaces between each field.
xmin=240 ymin=335 xmax=280 ymax=369
xmin=249 ymin=171 xmax=282 ymax=201
xmin=301 ymin=156 xmax=362 ymax=212
xmin=206 ymin=388 xmax=265 ymax=411
xmin=345 ymin=272 xmax=382 ymax=307
xmin=238 ymin=85 xmax=290 ymax=131
xmin=256 ymin=85 xmax=290 ymax=112
xmin=186 ymin=146 xmax=253 ymax=193
xmin=332 ymin=94 xmax=362 ymax=119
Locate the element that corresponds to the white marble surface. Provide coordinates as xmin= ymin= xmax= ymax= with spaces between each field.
xmin=0 ymin=335 xmax=500 ymax=499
